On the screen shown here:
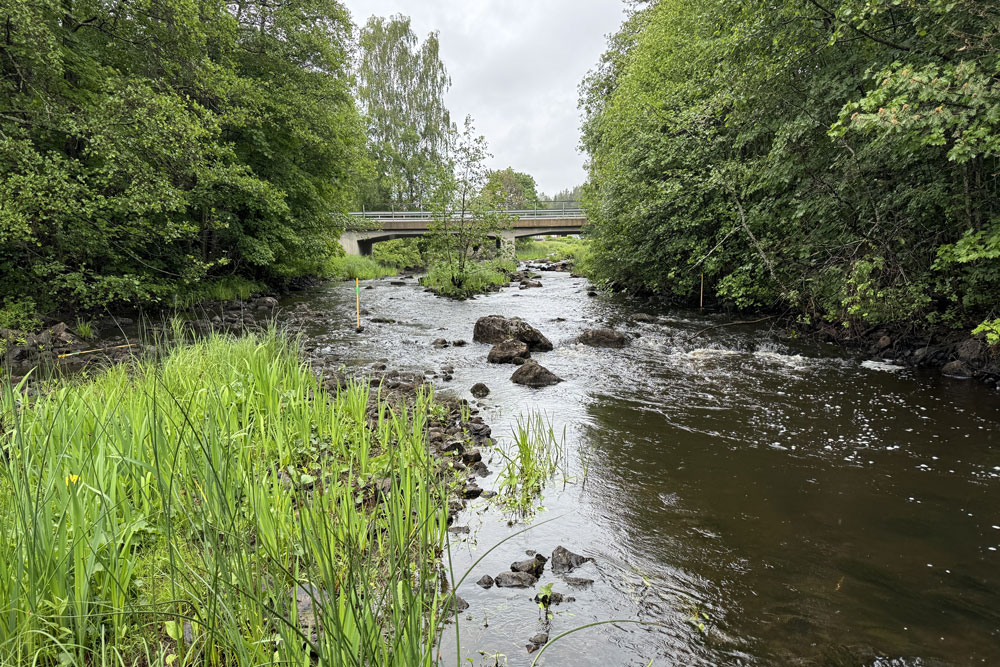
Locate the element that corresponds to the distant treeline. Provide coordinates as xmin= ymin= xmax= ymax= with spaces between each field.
xmin=581 ymin=0 xmax=1000 ymax=337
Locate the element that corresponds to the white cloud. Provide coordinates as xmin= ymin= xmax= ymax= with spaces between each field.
xmin=341 ymin=0 xmax=626 ymax=197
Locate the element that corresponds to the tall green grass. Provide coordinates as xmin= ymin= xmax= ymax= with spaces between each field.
xmin=420 ymin=258 xmax=515 ymax=299
xmin=172 ymin=276 xmax=266 ymax=308
xmin=514 ymin=235 xmax=586 ymax=261
xmin=325 ymin=255 xmax=398 ymax=281
xmin=494 ymin=413 xmax=567 ymax=519
xmin=0 ymin=332 xmax=451 ymax=665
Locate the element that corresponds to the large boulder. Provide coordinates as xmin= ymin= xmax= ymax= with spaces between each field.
xmin=511 ymin=361 xmax=563 ymax=388
xmin=473 ymin=315 xmax=552 ymax=351
xmin=487 ymin=338 xmax=530 ymax=364
xmin=578 ymin=328 xmax=627 ymax=349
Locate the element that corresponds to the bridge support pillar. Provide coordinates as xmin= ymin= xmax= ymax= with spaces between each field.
xmin=339 ymin=232 xmax=373 ymax=257
xmin=497 ymin=229 xmax=516 ymax=260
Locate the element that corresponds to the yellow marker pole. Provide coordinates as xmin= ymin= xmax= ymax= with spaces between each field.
xmin=700 ymin=273 xmax=704 ymax=311
xmin=57 ymin=343 xmax=133 ymax=359
xmin=355 ymin=278 xmax=361 ymax=331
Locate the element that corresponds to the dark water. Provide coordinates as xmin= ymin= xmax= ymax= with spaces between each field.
xmin=285 ymin=270 xmax=999 ymax=666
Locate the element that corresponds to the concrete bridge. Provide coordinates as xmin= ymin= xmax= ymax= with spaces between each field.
xmin=340 ymin=208 xmax=586 ymax=256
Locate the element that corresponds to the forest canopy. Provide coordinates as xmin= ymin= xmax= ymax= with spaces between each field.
xmin=581 ymin=0 xmax=1000 ymax=335
xmin=0 ymin=0 xmax=365 ymax=314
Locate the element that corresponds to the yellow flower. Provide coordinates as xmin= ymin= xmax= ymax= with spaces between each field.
xmin=65 ymin=474 xmax=80 ymax=485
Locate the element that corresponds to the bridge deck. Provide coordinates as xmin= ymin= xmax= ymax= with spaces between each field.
xmin=340 ymin=209 xmax=586 ymax=255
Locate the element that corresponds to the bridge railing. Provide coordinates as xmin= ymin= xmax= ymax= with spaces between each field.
xmin=347 ymin=208 xmax=585 ymax=220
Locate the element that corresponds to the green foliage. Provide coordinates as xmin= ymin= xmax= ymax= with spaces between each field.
xmin=483 ymin=167 xmax=539 ymax=209
xmin=0 ymin=0 xmax=364 ymax=313
xmin=372 ymin=238 xmax=426 ymax=269
xmin=0 ymin=297 xmax=41 ymax=355
xmin=173 ymin=276 xmax=267 ymax=308
xmin=0 ymin=332 xmax=451 ymax=665
xmin=580 ymin=0 xmax=1000 ymax=334
xmin=324 ymin=255 xmax=398 ymax=281
xmin=421 ymin=258 xmax=514 ymax=298
xmin=426 ymin=117 xmax=515 ymax=273
xmin=516 ymin=236 xmax=590 ymax=262
xmin=356 ymin=15 xmax=452 ymax=209
xmin=495 ymin=413 xmax=566 ymax=520
xmin=73 ymin=318 xmax=95 ymax=341
xmin=0 ymin=297 xmax=41 ymax=334
xmin=972 ymin=319 xmax=1000 ymax=347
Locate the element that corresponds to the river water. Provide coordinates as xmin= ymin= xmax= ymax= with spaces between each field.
xmin=285 ymin=268 xmax=999 ymax=666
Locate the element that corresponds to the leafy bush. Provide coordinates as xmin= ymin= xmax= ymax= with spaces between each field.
xmin=421 ymin=258 xmax=514 ymax=298
xmin=973 ymin=319 xmax=1000 ymax=347
xmin=372 ymin=238 xmax=425 ymax=269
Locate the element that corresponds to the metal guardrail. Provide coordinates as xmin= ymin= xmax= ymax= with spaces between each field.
xmin=347 ymin=208 xmax=586 ymax=220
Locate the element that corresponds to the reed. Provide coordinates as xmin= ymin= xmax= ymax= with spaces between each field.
xmin=494 ymin=413 xmax=567 ymax=519
xmin=0 ymin=331 xmax=451 ymax=666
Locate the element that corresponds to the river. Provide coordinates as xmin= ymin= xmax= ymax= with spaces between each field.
xmin=283 ymin=268 xmax=999 ymax=666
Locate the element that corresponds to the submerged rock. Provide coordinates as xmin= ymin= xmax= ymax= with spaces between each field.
xmin=633 ymin=312 xmax=657 ymax=323
xmin=487 ymin=338 xmax=530 ymax=364
xmin=473 ymin=315 xmax=552 ymax=351
xmin=494 ymin=571 xmax=538 ymax=588
xmin=550 ymin=545 xmax=592 ymax=574
xmin=578 ymin=328 xmax=627 ymax=348
xmin=511 ymin=361 xmax=563 ymax=388
xmin=471 ymin=382 xmax=490 ymax=398
xmin=563 ymin=576 xmax=595 ymax=588
xmin=528 ymin=632 xmax=549 ymax=646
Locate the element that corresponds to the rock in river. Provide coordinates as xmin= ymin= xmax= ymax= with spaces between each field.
xmin=494 ymin=571 xmax=538 ymax=588
xmin=942 ymin=360 xmax=973 ymax=378
xmin=510 ymin=553 xmax=547 ymax=578
xmin=477 ymin=574 xmax=495 ymax=589
xmin=471 ymin=382 xmax=490 ymax=398
xmin=578 ymin=328 xmax=627 ymax=348
xmin=487 ymin=338 xmax=530 ymax=364
xmin=550 ymin=545 xmax=592 ymax=574
xmin=473 ymin=315 xmax=552 ymax=351
xmin=511 ymin=361 xmax=563 ymax=388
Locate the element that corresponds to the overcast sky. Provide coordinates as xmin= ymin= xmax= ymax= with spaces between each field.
xmin=340 ymin=0 xmax=627 ymax=198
